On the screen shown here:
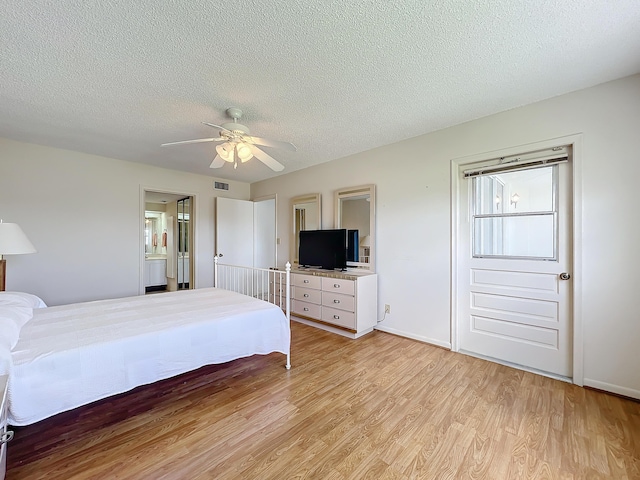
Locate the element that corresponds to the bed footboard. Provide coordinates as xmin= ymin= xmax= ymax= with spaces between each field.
xmin=213 ymin=258 xmax=291 ymax=369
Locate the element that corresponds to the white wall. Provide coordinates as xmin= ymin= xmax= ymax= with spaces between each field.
xmin=252 ymin=74 xmax=640 ymax=398
xmin=0 ymin=139 xmax=250 ymax=305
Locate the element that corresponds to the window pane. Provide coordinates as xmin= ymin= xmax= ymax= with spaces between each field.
xmin=473 ymin=214 xmax=555 ymax=258
xmin=474 ymin=176 xmax=504 ymax=215
xmin=475 ymin=166 xmax=554 ymax=214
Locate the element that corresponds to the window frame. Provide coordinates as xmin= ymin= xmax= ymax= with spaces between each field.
xmin=471 ymin=164 xmax=559 ymax=261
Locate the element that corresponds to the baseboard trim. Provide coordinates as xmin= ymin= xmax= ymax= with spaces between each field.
xmin=374 ymin=324 xmax=451 ymax=350
xmin=584 ymin=378 xmax=640 ymax=401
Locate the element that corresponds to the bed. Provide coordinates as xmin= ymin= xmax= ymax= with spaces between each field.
xmin=0 ymin=262 xmax=291 ymax=427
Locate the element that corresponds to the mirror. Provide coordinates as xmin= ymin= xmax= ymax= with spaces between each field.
xmin=335 ymin=184 xmax=376 ymax=272
xmin=290 ymin=193 xmax=322 ymax=265
xmin=144 ymin=205 xmax=168 ymax=258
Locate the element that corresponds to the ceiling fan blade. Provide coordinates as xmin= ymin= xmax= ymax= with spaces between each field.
xmin=202 ymin=122 xmax=230 ymax=132
xmin=210 ymin=155 xmax=225 ymax=168
xmin=250 ymin=146 xmax=284 ymax=172
xmin=161 ymin=138 xmax=217 ymax=147
xmin=245 ymin=136 xmax=297 ymax=152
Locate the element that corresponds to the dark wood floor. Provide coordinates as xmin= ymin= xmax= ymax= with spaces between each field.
xmin=7 ymin=321 xmax=640 ymax=479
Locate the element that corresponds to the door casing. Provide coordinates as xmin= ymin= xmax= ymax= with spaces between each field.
xmin=450 ymin=134 xmax=584 ymax=385
xmin=139 ymin=186 xmax=197 ymax=295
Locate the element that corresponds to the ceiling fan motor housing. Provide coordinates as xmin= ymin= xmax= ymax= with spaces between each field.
xmin=220 ymin=122 xmax=250 ymax=136
xmin=221 ymin=107 xmax=250 ymax=137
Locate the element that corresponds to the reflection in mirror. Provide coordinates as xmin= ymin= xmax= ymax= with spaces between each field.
xmin=335 ymin=184 xmax=375 ymax=272
xmin=290 ymin=194 xmax=321 ymax=264
xmin=177 ymin=197 xmax=190 ymax=290
xmin=472 ymin=166 xmax=557 ymax=259
xmin=144 ymin=207 xmax=168 ymax=257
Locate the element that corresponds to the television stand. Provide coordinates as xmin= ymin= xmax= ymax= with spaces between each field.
xmin=287 ymin=268 xmax=378 ymax=339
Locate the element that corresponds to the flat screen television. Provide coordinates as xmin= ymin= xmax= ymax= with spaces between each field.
xmin=299 ymin=229 xmax=347 ymax=270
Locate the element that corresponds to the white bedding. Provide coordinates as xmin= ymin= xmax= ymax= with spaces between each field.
xmin=8 ymin=287 xmax=290 ymax=426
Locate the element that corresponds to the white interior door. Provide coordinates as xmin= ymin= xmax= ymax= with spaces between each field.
xmin=458 ymin=160 xmax=573 ymax=378
xmin=254 ymin=197 xmax=277 ymax=269
xmin=216 ymin=197 xmax=254 ymax=267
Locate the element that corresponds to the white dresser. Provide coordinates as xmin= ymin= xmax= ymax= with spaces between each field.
xmin=286 ymin=269 xmax=378 ymax=338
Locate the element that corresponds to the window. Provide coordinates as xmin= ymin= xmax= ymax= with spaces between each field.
xmin=472 ymin=165 xmax=557 ymax=260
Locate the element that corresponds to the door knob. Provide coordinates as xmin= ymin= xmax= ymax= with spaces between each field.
xmin=559 ymin=272 xmax=571 ymax=280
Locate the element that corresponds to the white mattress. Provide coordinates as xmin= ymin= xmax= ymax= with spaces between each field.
xmin=8 ymin=287 xmax=290 ymax=426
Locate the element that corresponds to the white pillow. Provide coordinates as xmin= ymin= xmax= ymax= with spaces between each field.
xmin=0 ymin=305 xmax=33 ymax=329
xmin=0 ymin=291 xmax=47 ymax=308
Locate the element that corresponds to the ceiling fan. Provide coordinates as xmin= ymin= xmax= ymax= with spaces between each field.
xmin=161 ymin=107 xmax=296 ymax=171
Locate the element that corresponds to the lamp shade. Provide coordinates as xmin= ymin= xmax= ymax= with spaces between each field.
xmin=216 ymin=142 xmax=235 ymax=162
xmin=236 ymin=143 xmax=253 ymax=162
xmin=0 ymin=222 xmax=37 ymax=255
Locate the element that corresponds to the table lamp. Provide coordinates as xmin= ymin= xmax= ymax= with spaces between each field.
xmin=0 ymin=220 xmax=36 ymax=291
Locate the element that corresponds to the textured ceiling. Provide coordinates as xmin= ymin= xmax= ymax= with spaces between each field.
xmin=1 ymin=1 xmax=639 ymax=183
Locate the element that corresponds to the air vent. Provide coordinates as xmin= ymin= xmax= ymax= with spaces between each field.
xmin=214 ymin=181 xmax=229 ymax=191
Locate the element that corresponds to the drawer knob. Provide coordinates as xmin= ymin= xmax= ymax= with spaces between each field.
xmin=334 ymin=284 xmax=340 ymax=288
xmin=333 ymin=315 xmax=340 ymax=319
xmin=333 ymin=299 xmax=340 ymax=303
xmin=303 ymin=293 xmax=309 ymax=298
xmin=304 ymin=279 xmax=309 ymax=283
xmin=304 ymin=307 xmax=309 ymax=311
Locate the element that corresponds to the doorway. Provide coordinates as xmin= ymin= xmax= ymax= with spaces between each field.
xmin=142 ymin=190 xmax=195 ymax=294
xmin=452 ymin=136 xmax=582 ymax=382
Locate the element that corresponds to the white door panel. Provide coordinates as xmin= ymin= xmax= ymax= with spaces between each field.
xmin=471 ymin=316 xmax=559 ymax=347
xmin=471 ymin=292 xmax=559 ymax=323
xmin=215 ymin=197 xmax=277 ymax=270
xmin=471 ymin=268 xmax=558 ymax=292
xmin=458 ymin=161 xmax=572 ymax=378
xmin=216 ymin=197 xmax=254 ymax=267
xmin=254 ymin=197 xmax=277 ymax=269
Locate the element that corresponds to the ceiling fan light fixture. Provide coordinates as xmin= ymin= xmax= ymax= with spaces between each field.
xmin=236 ymin=143 xmax=253 ymax=162
xmin=216 ymin=142 xmax=234 ymax=162
xmin=164 ymin=107 xmax=292 ymax=172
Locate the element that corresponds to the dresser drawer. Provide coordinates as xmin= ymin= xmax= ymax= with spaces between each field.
xmin=292 ymin=274 xmax=322 ymax=289
xmin=294 ymin=287 xmax=322 ymax=304
xmin=292 ymin=300 xmax=322 ymax=318
xmin=321 ymin=306 xmax=356 ymax=329
xmin=269 ymin=294 xmax=287 ymax=309
xmin=269 ymin=282 xmax=289 ymax=296
xmin=321 ymin=277 xmax=355 ymax=295
xmin=321 ymin=292 xmax=355 ymax=312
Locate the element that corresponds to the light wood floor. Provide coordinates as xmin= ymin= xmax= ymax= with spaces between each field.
xmin=8 ymin=321 xmax=640 ymax=479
